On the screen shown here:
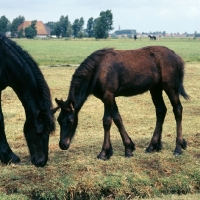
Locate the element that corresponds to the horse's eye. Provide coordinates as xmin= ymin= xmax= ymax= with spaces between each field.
xmin=67 ymin=119 xmax=73 ymax=125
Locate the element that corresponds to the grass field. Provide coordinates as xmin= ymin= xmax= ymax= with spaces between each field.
xmin=0 ymin=38 xmax=200 ymax=199
xmin=14 ymin=37 xmax=200 ymax=66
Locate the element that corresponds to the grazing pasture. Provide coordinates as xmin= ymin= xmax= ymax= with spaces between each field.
xmin=0 ymin=38 xmax=200 ymax=199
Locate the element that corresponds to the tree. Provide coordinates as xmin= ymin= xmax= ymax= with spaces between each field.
xmin=0 ymin=15 xmax=10 ymax=34
xmin=66 ymin=26 xmax=73 ymax=37
xmin=53 ymin=22 xmax=62 ymax=37
xmin=86 ymin=17 xmax=94 ymax=38
xmin=93 ymin=10 xmax=113 ymax=39
xmin=59 ymin=15 xmax=72 ymax=37
xmin=72 ymin=17 xmax=84 ymax=38
xmin=25 ymin=20 xmax=37 ymax=38
xmin=11 ymin=15 xmax=25 ymax=37
xmin=18 ymin=29 xmax=23 ymax=38
xmin=49 ymin=15 xmax=72 ymax=38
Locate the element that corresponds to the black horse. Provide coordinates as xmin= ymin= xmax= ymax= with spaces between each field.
xmin=54 ymin=46 xmax=188 ymax=160
xmin=0 ymin=34 xmax=55 ymax=167
xmin=148 ymin=35 xmax=156 ymax=40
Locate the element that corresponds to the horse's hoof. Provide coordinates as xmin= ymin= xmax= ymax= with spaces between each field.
xmin=11 ymin=155 xmax=21 ymax=164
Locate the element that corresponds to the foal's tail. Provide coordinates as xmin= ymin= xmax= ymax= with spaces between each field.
xmin=179 ymin=58 xmax=189 ymax=100
xmin=179 ymin=84 xmax=189 ymax=100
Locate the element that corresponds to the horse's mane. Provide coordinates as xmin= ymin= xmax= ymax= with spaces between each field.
xmin=68 ymin=48 xmax=114 ymax=107
xmin=0 ymin=34 xmax=55 ymax=133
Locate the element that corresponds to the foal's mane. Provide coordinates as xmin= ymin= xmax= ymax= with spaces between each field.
xmin=0 ymin=34 xmax=55 ymax=133
xmin=68 ymin=48 xmax=114 ymax=106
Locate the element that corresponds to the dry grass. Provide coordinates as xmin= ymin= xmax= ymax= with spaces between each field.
xmin=0 ymin=63 xmax=200 ymax=199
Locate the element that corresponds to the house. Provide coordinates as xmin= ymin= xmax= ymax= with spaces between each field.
xmin=18 ymin=21 xmax=50 ymax=38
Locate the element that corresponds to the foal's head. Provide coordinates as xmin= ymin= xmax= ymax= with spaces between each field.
xmin=54 ymin=98 xmax=78 ymax=150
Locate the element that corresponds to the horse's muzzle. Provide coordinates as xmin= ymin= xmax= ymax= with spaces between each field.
xmin=31 ymin=155 xmax=47 ymax=167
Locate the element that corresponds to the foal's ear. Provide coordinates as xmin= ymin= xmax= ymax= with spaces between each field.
xmin=55 ymin=98 xmax=67 ymax=109
xmin=51 ymin=107 xmax=60 ymax=114
xmin=55 ymin=98 xmax=63 ymax=106
xmin=55 ymin=98 xmax=71 ymax=111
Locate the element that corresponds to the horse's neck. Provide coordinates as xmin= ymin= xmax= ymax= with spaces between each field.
xmin=13 ymin=86 xmax=39 ymax=114
xmin=6 ymin=71 xmax=40 ymax=115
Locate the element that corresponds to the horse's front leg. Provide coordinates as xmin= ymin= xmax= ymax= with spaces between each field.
xmin=0 ymin=93 xmax=20 ymax=164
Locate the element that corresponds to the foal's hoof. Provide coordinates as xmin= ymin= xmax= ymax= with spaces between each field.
xmin=173 ymin=139 xmax=187 ymax=156
xmin=145 ymin=142 xmax=162 ymax=153
xmin=181 ymin=139 xmax=187 ymax=150
xmin=125 ymin=140 xmax=135 ymax=157
xmin=97 ymin=149 xmax=113 ymax=160
xmin=125 ymin=154 xmax=133 ymax=158
xmin=173 ymin=151 xmax=182 ymax=156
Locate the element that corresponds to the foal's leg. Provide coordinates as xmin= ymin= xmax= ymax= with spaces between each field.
xmin=165 ymin=89 xmax=187 ymax=155
xmin=112 ymin=100 xmax=135 ymax=157
xmin=0 ymin=93 xmax=20 ymax=164
xmin=97 ymin=92 xmax=114 ymax=160
xmin=146 ymin=87 xmax=167 ymax=152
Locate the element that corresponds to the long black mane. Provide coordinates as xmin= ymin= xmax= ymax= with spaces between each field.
xmin=0 ymin=34 xmax=55 ymax=133
xmin=68 ymin=48 xmax=114 ymax=109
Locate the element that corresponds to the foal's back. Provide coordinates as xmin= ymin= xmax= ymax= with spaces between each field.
xmin=94 ymin=46 xmax=180 ymax=97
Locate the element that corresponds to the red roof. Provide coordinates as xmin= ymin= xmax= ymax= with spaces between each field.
xmin=18 ymin=21 xmax=50 ymax=35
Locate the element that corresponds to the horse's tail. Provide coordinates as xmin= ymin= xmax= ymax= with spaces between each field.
xmin=178 ymin=58 xmax=189 ymax=100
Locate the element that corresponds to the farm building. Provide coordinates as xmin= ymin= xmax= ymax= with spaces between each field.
xmin=114 ymin=29 xmax=137 ymax=38
xmin=18 ymin=21 xmax=50 ymax=38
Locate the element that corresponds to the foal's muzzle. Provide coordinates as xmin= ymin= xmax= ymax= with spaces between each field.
xmin=59 ymin=139 xmax=70 ymax=150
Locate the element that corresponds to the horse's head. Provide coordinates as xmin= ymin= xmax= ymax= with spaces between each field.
xmin=24 ymin=109 xmax=55 ymax=167
xmin=54 ymin=98 xmax=78 ymax=150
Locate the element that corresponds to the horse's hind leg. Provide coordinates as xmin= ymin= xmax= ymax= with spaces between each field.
xmin=0 ymin=93 xmax=20 ymax=164
xmin=165 ymin=89 xmax=187 ymax=155
xmin=146 ymin=87 xmax=167 ymax=153
xmin=112 ymin=100 xmax=135 ymax=157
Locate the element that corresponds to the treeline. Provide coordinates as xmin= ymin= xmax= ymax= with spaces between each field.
xmin=0 ymin=10 xmax=113 ymax=39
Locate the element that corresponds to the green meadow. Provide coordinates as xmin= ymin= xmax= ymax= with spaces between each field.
xmin=15 ymin=37 xmax=200 ymax=66
xmin=0 ymin=38 xmax=200 ymax=199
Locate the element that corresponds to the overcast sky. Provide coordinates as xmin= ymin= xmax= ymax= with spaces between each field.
xmin=1 ymin=0 xmax=200 ymax=34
